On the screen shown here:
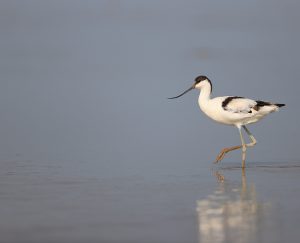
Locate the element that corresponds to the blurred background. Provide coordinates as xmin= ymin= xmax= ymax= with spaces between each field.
xmin=1 ymin=0 xmax=298 ymax=166
xmin=0 ymin=1 xmax=299 ymax=242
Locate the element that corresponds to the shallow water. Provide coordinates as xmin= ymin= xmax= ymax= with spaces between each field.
xmin=1 ymin=160 xmax=300 ymax=243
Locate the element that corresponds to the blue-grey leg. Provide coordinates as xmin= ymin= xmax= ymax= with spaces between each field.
xmin=238 ymin=127 xmax=247 ymax=168
xmin=242 ymin=125 xmax=257 ymax=147
xmin=215 ymin=125 xmax=257 ymax=167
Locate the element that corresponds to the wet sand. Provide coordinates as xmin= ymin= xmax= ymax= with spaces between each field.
xmin=1 ymin=160 xmax=300 ymax=243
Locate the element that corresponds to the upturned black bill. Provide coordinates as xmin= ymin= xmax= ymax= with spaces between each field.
xmin=168 ymin=86 xmax=194 ymax=99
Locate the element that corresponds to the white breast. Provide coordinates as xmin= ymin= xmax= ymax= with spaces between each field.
xmin=199 ymin=97 xmax=235 ymax=125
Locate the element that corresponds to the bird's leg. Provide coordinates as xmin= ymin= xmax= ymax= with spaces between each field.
xmin=215 ymin=145 xmax=242 ymax=163
xmin=239 ymin=127 xmax=247 ymax=169
xmin=215 ymin=126 xmax=257 ymax=165
xmin=242 ymin=125 xmax=257 ymax=147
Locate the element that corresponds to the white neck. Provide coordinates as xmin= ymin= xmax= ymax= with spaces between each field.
xmin=198 ymin=83 xmax=212 ymax=105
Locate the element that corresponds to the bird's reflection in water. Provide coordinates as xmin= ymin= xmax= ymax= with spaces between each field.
xmin=197 ymin=170 xmax=269 ymax=243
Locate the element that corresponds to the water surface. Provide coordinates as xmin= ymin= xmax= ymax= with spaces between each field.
xmin=1 ymin=160 xmax=300 ymax=243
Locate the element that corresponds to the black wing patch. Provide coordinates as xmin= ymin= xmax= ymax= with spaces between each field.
xmin=222 ymin=96 xmax=255 ymax=113
xmin=253 ymin=100 xmax=271 ymax=111
xmin=222 ymin=96 xmax=244 ymax=109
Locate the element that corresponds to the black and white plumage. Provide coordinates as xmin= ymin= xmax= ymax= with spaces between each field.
xmin=217 ymin=95 xmax=285 ymax=125
xmin=168 ymin=75 xmax=285 ymax=168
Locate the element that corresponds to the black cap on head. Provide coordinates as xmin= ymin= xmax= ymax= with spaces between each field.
xmin=195 ymin=75 xmax=208 ymax=84
xmin=194 ymin=75 xmax=212 ymax=92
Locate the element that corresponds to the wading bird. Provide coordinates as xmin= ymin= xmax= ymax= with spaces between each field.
xmin=168 ymin=75 xmax=285 ymax=168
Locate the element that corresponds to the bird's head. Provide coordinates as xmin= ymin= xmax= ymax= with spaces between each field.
xmin=194 ymin=75 xmax=211 ymax=90
xmin=168 ymin=75 xmax=212 ymax=99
